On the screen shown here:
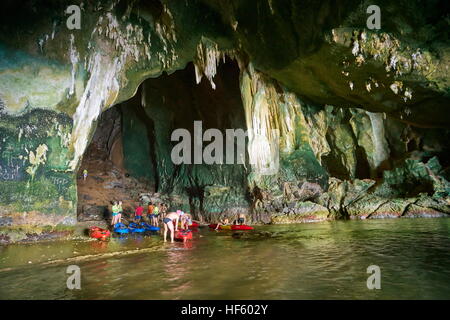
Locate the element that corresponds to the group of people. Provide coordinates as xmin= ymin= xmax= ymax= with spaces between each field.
xmin=134 ymin=202 xmax=168 ymax=226
xmin=110 ymin=201 xmax=167 ymax=227
xmin=110 ymin=201 xmax=193 ymax=243
xmin=109 ymin=200 xmax=247 ymax=244
xmin=161 ymin=209 xmax=194 ymax=243
xmin=214 ymin=213 xmax=246 ymax=230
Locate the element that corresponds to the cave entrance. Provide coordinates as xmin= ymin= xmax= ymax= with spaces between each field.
xmin=76 ymin=105 xmax=151 ymax=222
xmin=77 ymin=59 xmax=247 ymax=222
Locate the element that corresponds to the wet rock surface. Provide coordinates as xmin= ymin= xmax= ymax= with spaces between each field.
xmin=77 ymin=205 xmax=108 ymax=222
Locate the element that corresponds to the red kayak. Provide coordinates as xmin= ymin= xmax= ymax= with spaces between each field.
xmin=231 ymin=225 xmax=254 ymax=230
xmin=190 ymin=221 xmax=200 ymax=228
xmin=175 ymin=229 xmax=193 ymax=241
xmin=173 ymin=220 xmax=200 ymax=228
xmin=89 ymin=226 xmax=111 ymax=241
xmin=209 ymin=224 xmax=254 ymax=231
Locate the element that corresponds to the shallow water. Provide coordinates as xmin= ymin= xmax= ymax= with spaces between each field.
xmin=0 ymin=218 xmax=449 ymax=299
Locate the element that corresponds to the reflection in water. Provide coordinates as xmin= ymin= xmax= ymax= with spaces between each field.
xmin=1 ymin=218 xmax=450 ymax=299
xmin=132 ymin=235 xmax=145 ymax=246
xmin=89 ymin=240 xmax=109 ymax=251
xmin=161 ymin=242 xmax=196 ymax=299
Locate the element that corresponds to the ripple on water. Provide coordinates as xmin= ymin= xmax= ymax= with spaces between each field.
xmin=0 ymin=218 xmax=449 ymax=299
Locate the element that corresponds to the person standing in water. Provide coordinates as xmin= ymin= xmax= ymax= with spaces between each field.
xmin=162 ymin=209 xmax=181 ymax=243
xmin=134 ymin=203 xmax=144 ymax=222
xmin=118 ymin=201 xmax=123 ymax=220
xmin=83 ymin=169 xmax=88 ymax=182
xmin=153 ymin=204 xmax=160 ymax=226
xmin=111 ymin=201 xmax=120 ymax=226
xmin=148 ymin=202 xmax=155 ymax=223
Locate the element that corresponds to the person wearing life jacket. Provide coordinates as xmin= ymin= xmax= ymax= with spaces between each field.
xmin=152 ymin=204 xmax=160 ymax=226
xmin=162 ymin=209 xmax=181 ymax=243
xmin=111 ymin=201 xmax=120 ymax=226
xmin=215 ymin=218 xmax=230 ymax=230
xmin=148 ymin=202 xmax=155 ymax=222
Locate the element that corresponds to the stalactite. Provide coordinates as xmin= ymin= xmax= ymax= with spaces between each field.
xmin=69 ymin=54 xmax=122 ymax=170
xmin=193 ymin=39 xmax=232 ymax=90
xmin=367 ymin=111 xmax=390 ymax=169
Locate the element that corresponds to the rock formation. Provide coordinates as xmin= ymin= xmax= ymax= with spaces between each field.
xmin=0 ymin=0 xmax=448 ymax=242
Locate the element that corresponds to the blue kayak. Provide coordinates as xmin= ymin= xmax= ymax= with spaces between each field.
xmin=128 ymin=222 xmax=146 ymax=233
xmin=141 ymin=222 xmax=160 ymax=232
xmin=114 ymin=223 xmax=130 ymax=234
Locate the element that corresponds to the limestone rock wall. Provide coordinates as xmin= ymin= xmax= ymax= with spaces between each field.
xmin=0 ymin=0 xmax=448 ymax=240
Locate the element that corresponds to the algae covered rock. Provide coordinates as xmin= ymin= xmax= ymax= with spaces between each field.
xmin=271 ymin=201 xmax=331 ymax=224
xmin=336 ymin=157 xmax=450 ymax=219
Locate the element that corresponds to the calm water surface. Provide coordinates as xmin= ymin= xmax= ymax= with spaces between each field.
xmin=0 ymin=218 xmax=449 ymax=299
